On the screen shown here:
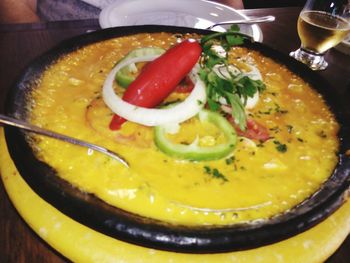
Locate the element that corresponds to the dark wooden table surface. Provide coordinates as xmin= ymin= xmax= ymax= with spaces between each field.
xmin=1 ymin=5 xmax=350 ymax=263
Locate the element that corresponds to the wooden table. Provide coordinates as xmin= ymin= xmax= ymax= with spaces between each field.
xmin=0 ymin=6 xmax=349 ymax=263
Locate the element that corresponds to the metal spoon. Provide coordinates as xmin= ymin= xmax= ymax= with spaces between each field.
xmin=0 ymin=114 xmax=129 ymax=167
xmin=207 ymin=15 xmax=275 ymax=30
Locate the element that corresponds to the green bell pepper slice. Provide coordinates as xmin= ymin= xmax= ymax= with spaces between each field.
xmin=154 ymin=109 xmax=237 ymax=161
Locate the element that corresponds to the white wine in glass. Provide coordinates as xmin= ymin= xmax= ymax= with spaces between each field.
xmin=290 ymin=0 xmax=350 ymax=70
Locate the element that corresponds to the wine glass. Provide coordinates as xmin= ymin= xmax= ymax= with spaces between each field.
xmin=290 ymin=0 xmax=350 ymax=70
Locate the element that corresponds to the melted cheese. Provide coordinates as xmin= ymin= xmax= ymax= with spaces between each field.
xmin=28 ymin=32 xmax=339 ymax=226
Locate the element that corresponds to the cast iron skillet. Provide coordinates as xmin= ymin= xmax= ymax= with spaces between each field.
xmin=4 ymin=25 xmax=350 ymax=253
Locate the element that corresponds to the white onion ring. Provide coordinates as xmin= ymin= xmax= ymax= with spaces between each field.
xmin=102 ymin=55 xmax=207 ymax=126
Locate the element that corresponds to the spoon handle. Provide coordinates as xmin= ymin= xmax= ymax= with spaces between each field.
xmin=0 ymin=114 xmax=129 ymax=167
xmin=207 ymin=15 xmax=275 ymax=30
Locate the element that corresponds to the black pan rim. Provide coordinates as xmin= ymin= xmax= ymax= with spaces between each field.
xmin=4 ymin=25 xmax=350 ymax=253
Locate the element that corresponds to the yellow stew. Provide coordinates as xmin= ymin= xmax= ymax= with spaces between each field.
xmin=27 ymin=32 xmax=339 ymax=226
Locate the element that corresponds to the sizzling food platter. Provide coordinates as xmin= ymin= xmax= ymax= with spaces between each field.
xmin=4 ymin=25 xmax=350 ymax=253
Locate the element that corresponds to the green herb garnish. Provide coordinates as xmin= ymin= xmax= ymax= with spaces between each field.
xmin=212 ymin=168 xmax=228 ymax=181
xmin=274 ymin=103 xmax=288 ymax=114
xmin=199 ymin=26 xmax=266 ymax=131
xmin=270 ymin=126 xmax=281 ymax=134
xmin=203 ymin=166 xmax=228 ymax=182
xmin=225 ymin=156 xmax=235 ymax=165
xmin=273 ymin=140 xmax=288 ymax=153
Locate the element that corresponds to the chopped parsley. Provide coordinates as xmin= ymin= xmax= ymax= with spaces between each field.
xmin=269 ymin=126 xmax=281 ymax=134
xmin=225 ymin=156 xmax=235 ymax=165
xmin=273 ymin=140 xmax=288 ymax=153
xmin=203 ymin=166 xmax=228 ymax=182
xmin=274 ymin=103 xmax=288 ymax=114
xmin=276 ymin=144 xmax=288 ymax=153
xmin=258 ymin=108 xmax=273 ymax=115
xmin=204 ymin=166 xmax=211 ymax=173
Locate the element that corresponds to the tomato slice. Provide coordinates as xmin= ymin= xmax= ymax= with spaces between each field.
xmin=174 ymin=76 xmax=195 ymax=93
xmin=228 ymin=116 xmax=270 ymax=141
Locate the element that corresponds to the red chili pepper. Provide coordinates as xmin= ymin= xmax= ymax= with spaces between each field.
xmin=109 ymin=39 xmax=202 ymax=130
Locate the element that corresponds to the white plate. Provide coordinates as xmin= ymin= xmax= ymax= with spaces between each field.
xmin=99 ymin=0 xmax=263 ymax=41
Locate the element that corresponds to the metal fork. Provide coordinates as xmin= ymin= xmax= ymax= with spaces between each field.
xmin=207 ymin=15 xmax=275 ymax=30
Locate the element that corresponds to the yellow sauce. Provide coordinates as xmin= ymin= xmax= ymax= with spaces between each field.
xmin=2 ymin=130 xmax=350 ymax=262
xmin=28 ymin=32 xmax=339 ymax=226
